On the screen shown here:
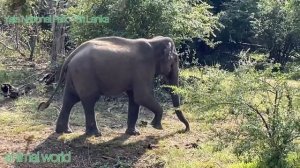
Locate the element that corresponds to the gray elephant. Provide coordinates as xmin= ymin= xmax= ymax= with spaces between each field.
xmin=38 ymin=36 xmax=190 ymax=136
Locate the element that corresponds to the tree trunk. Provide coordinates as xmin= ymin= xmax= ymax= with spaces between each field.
xmin=29 ymin=34 xmax=37 ymax=61
xmin=50 ymin=0 xmax=65 ymax=68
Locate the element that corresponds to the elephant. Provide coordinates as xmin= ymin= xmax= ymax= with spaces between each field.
xmin=38 ymin=36 xmax=190 ymax=136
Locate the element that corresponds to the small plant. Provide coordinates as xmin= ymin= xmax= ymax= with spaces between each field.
xmin=231 ymin=74 xmax=300 ymax=167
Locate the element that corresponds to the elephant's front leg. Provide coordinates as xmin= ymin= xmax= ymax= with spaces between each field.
xmin=134 ymin=89 xmax=163 ymax=130
xmin=125 ymin=91 xmax=140 ymax=135
xmin=81 ymin=97 xmax=101 ymax=137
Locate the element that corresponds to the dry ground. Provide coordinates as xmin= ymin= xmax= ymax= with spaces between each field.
xmin=0 ymin=94 xmax=229 ymax=168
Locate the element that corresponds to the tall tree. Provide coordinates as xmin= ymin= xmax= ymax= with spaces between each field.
xmin=66 ymin=0 xmax=222 ymax=46
xmin=251 ymin=0 xmax=300 ymax=66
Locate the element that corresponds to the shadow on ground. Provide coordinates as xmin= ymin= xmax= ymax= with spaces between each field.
xmin=12 ymin=131 xmax=176 ymax=168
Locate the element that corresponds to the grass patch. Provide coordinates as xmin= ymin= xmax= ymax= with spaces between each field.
xmin=0 ymin=111 xmax=48 ymax=136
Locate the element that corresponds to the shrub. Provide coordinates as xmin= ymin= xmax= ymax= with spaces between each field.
xmin=173 ymin=56 xmax=300 ymax=167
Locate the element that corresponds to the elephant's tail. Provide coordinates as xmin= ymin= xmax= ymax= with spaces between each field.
xmin=37 ymin=42 xmax=88 ymax=111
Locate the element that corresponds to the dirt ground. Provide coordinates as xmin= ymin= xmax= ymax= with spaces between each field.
xmin=0 ymin=94 xmax=209 ymax=168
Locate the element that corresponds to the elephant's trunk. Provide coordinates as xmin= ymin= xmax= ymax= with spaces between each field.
xmin=170 ymin=93 xmax=190 ymax=132
xmin=168 ymin=61 xmax=190 ymax=132
xmin=171 ymin=93 xmax=180 ymax=107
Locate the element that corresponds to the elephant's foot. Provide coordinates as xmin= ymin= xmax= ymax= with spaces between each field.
xmin=55 ymin=125 xmax=73 ymax=134
xmin=85 ymin=128 xmax=101 ymax=137
xmin=151 ymin=120 xmax=163 ymax=130
xmin=125 ymin=128 xmax=140 ymax=135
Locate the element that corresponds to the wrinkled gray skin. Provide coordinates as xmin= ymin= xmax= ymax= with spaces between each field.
xmin=38 ymin=36 xmax=190 ymax=136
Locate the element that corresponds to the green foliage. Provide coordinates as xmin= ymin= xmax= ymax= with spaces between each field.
xmin=66 ymin=0 xmax=222 ymax=45
xmin=220 ymin=0 xmax=258 ymax=43
xmin=229 ymin=161 xmax=258 ymax=168
xmin=285 ymin=61 xmax=300 ymax=80
xmin=2 ymin=0 xmax=38 ymax=16
xmin=231 ymin=74 xmax=300 ymax=167
xmin=251 ymin=0 xmax=300 ymax=65
xmin=0 ymin=66 xmax=34 ymax=85
xmin=220 ymin=0 xmax=300 ymax=65
xmin=172 ymin=0 xmax=223 ymax=45
xmin=173 ymin=55 xmax=300 ymax=167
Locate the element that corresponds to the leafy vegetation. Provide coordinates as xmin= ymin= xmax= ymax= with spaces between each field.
xmin=66 ymin=0 xmax=222 ymax=45
xmin=172 ymin=52 xmax=300 ymax=167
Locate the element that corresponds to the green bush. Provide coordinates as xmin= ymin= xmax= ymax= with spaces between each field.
xmin=173 ymin=56 xmax=300 ymax=167
xmin=66 ymin=0 xmax=222 ymax=45
xmin=286 ymin=61 xmax=300 ymax=81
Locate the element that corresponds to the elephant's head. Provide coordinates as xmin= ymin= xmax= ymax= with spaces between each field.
xmin=148 ymin=36 xmax=190 ymax=132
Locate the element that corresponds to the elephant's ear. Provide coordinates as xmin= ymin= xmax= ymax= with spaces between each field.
xmin=162 ymin=42 xmax=173 ymax=61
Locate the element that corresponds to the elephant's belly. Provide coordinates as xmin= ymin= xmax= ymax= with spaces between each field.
xmin=97 ymin=81 xmax=131 ymax=96
xmin=93 ymin=65 xmax=133 ymax=96
xmin=70 ymin=69 xmax=132 ymax=98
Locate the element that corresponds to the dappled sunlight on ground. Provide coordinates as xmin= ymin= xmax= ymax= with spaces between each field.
xmin=0 ymin=96 xmax=217 ymax=168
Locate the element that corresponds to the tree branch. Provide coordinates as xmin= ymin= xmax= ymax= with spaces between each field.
xmin=245 ymin=103 xmax=272 ymax=138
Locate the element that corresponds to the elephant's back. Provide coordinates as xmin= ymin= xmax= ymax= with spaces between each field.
xmin=67 ymin=43 xmax=135 ymax=96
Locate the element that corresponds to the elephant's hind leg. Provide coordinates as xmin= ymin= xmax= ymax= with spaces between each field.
xmin=56 ymin=85 xmax=80 ymax=134
xmin=81 ymin=96 xmax=101 ymax=137
xmin=125 ymin=90 xmax=140 ymax=135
